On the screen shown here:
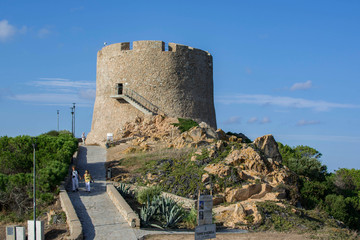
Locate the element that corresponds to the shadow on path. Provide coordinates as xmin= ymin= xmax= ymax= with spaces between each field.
xmin=68 ymin=146 xmax=97 ymax=239
xmin=68 ymin=191 xmax=96 ymax=239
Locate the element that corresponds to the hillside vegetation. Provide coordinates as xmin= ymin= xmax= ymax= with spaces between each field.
xmin=278 ymin=143 xmax=360 ymax=231
xmin=0 ymin=130 xmax=78 ymax=221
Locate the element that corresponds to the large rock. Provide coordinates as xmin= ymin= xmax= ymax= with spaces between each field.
xmin=250 ymin=184 xmax=273 ymax=199
xmin=225 ymin=147 xmax=268 ymax=174
xmin=216 ymin=129 xmax=228 ymax=141
xmin=199 ymin=122 xmax=218 ymax=139
xmin=204 ymin=163 xmax=231 ymax=178
xmin=214 ymin=202 xmax=262 ymax=228
xmin=225 ymin=184 xmax=262 ymax=203
xmin=253 ymin=134 xmax=282 ymax=163
xmin=188 ymin=126 xmax=206 ymax=142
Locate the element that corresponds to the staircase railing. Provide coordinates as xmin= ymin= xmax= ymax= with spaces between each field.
xmin=115 ymin=86 xmax=160 ymax=114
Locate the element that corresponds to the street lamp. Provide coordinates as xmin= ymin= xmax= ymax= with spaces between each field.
xmin=70 ymin=107 xmax=74 ymax=136
xmin=32 ymin=138 xmax=37 ymax=240
xmin=57 ymin=110 xmax=59 ymax=132
xmin=73 ymin=103 xmax=76 ymax=137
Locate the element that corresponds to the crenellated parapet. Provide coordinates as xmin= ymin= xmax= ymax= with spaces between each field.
xmin=99 ymin=40 xmax=211 ymax=57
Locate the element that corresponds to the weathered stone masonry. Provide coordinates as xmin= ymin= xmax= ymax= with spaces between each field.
xmin=87 ymin=40 xmax=217 ymax=144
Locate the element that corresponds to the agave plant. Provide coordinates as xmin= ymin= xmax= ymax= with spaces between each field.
xmin=140 ymin=200 xmax=163 ymax=229
xmin=116 ymin=183 xmax=131 ymax=197
xmin=159 ymin=197 xmax=185 ymax=228
xmin=140 ymin=204 xmax=156 ymax=226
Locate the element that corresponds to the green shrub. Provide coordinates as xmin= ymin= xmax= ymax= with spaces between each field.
xmin=278 ymin=143 xmax=326 ymax=181
xmin=158 ymin=158 xmax=205 ymax=198
xmin=172 ymin=118 xmax=198 ymax=133
xmin=256 ymin=201 xmax=323 ymax=232
xmin=244 ymin=214 xmax=254 ymax=224
xmin=226 ymin=132 xmax=251 ymax=143
xmin=183 ymin=208 xmax=197 ymax=229
xmin=324 ymin=194 xmax=360 ymax=230
xmin=42 ymin=130 xmax=59 ymax=137
xmin=137 ymin=186 xmax=162 ymax=204
xmin=0 ymin=133 xmax=78 ymax=219
xmin=300 ymin=180 xmax=329 ymax=209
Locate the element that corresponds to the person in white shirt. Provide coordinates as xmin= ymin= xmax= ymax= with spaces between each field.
xmin=71 ymin=165 xmax=81 ymax=192
xmin=81 ymin=132 xmax=86 ymax=145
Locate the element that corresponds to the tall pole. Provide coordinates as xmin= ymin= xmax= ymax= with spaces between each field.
xmin=73 ymin=103 xmax=76 ymax=137
xmin=32 ymin=138 xmax=37 ymax=240
xmin=71 ymin=107 xmax=74 ymax=136
xmin=57 ymin=110 xmax=59 ymax=132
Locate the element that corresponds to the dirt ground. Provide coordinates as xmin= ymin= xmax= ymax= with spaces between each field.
xmin=144 ymin=232 xmax=311 ymax=240
xmin=0 ymin=197 xmax=69 ymax=240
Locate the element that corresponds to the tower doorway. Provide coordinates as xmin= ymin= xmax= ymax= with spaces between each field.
xmin=117 ymin=83 xmax=123 ymax=95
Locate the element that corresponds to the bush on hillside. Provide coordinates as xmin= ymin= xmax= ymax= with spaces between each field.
xmin=137 ymin=186 xmax=162 ymax=205
xmin=172 ymin=118 xmax=198 ymax=133
xmin=278 ymin=143 xmax=327 ymax=181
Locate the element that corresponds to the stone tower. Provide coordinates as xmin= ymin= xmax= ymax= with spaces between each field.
xmin=86 ymin=40 xmax=217 ymax=144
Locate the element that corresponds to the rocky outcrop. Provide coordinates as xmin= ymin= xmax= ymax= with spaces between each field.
xmin=214 ymin=201 xmax=262 ymax=228
xmin=253 ymin=134 xmax=282 ymax=163
xmin=110 ymin=115 xmax=298 ymax=229
xmin=225 ymin=184 xmax=263 ymax=202
xmin=225 ymin=147 xmax=268 ymax=174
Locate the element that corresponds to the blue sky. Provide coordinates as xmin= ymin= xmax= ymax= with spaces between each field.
xmin=0 ymin=0 xmax=359 ymax=171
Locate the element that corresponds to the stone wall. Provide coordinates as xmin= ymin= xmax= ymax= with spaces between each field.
xmin=87 ymin=40 xmax=216 ymax=145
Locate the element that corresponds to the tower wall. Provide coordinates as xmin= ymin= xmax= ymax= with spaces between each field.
xmin=87 ymin=40 xmax=216 ymax=144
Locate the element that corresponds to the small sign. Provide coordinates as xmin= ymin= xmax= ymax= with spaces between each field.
xmin=195 ymin=224 xmax=216 ymax=240
xmin=198 ymin=195 xmax=213 ymax=225
xmin=107 ymin=133 xmax=113 ymax=141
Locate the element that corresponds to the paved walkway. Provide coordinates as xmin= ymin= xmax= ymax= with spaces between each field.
xmin=68 ymin=146 xmax=137 ymax=240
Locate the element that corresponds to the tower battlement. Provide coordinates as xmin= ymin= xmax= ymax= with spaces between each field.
xmin=99 ymin=41 xmax=211 ymax=57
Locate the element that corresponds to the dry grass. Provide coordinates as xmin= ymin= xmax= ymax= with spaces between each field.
xmin=106 ymin=143 xmax=193 ymax=180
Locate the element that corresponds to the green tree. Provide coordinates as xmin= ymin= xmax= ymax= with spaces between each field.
xmin=278 ymin=143 xmax=327 ymax=181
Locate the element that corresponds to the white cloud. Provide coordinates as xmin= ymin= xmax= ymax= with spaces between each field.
xmin=217 ymin=94 xmax=359 ymax=111
xmin=247 ymin=117 xmax=258 ymax=124
xmin=297 ymin=120 xmax=321 ymax=126
xmin=79 ymin=89 xmax=96 ymax=100
xmin=18 ymin=26 xmax=27 ymax=34
xmin=0 ymin=20 xmax=16 ymax=42
xmin=10 ymin=78 xmax=96 ymax=107
xmin=38 ymin=28 xmax=51 ymax=38
xmin=260 ymin=117 xmax=271 ymax=124
xmin=9 ymin=93 xmax=93 ymax=107
xmin=223 ymin=116 xmax=241 ymax=124
xmin=278 ymin=134 xmax=360 ymax=143
xmin=40 ymin=78 xmax=70 ymax=81
xmin=33 ymin=78 xmax=95 ymax=89
xmin=290 ymin=80 xmax=312 ymax=91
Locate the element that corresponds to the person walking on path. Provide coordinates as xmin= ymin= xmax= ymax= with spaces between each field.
xmin=72 ymin=165 xmax=81 ymax=192
xmin=81 ymin=132 xmax=86 ymax=145
xmin=83 ymin=169 xmax=94 ymax=192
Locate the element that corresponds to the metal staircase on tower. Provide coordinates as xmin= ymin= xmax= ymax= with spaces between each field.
xmin=110 ymin=84 xmax=160 ymax=115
